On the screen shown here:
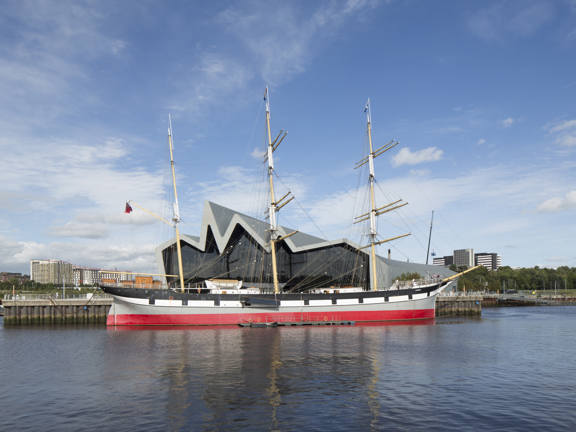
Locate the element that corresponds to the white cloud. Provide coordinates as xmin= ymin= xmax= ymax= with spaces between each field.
xmin=467 ymin=1 xmax=555 ymax=42
xmin=1 ymin=1 xmax=127 ymax=59
xmin=548 ymin=119 xmax=576 ymax=132
xmin=0 ymin=1 xmax=128 ymax=125
xmin=544 ymin=256 xmax=568 ymax=263
xmin=500 ymin=117 xmax=515 ymax=128
xmin=162 ymin=0 xmax=378 ymax=121
xmin=289 ymin=161 xmax=568 ymax=261
xmin=392 ymin=147 xmax=444 ymax=167
xmin=192 ymin=52 xmax=252 ymax=95
xmin=0 ymin=134 xmax=165 ymax=207
xmin=408 ymin=169 xmax=430 ymax=177
xmin=0 ymin=235 xmax=159 ymax=275
xmin=251 ymin=147 xmax=264 ymax=159
xmin=546 ymin=119 xmax=576 ymax=147
xmin=216 ymin=0 xmax=380 ymax=84
xmin=477 ymin=138 xmax=486 ymax=145
xmin=195 ymin=166 xmax=268 ymax=216
xmin=535 ymin=190 xmax=576 ymax=213
xmin=46 ymin=222 xmax=111 ymax=239
xmin=74 ymin=211 xmax=157 ymax=226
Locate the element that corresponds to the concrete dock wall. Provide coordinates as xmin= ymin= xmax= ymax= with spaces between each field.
xmin=436 ymin=295 xmax=482 ymax=317
xmin=482 ymin=294 xmax=576 ymax=307
xmin=2 ymin=296 xmax=112 ymax=325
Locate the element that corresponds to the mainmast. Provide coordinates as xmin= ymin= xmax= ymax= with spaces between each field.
xmin=366 ymin=102 xmax=379 ymax=291
xmin=168 ymin=115 xmax=185 ymax=292
xmin=263 ymin=87 xmax=292 ymax=294
xmin=354 ymin=99 xmax=409 ymax=291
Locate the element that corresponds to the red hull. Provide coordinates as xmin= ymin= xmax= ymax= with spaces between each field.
xmin=107 ymin=308 xmax=435 ymax=326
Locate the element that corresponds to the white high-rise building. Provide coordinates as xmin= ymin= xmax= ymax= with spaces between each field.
xmin=433 ymin=250 xmax=501 ymax=270
xmin=475 ymin=253 xmax=501 ymax=270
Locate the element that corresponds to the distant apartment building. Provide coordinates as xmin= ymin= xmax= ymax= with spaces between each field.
xmin=99 ymin=270 xmax=132 ymax=283
xmin=454 ymin=249 xmax=474 ymax=268
xmin=30 ymin=259 xmax=74 ymax=284
xmin=74 ymin=267 xmax=131 ymax=286
xmin=31 ymin=260 xmax=131 ymax=285
xmin=475 ymin=253 xmax=501 ymax=271
xmin=433 ymin=250 xmax=501 ymax=270
xmin=433 ymin=255 xmax=453 ymax=267
xmin=73 ymin=266 xmax=102 ymax=286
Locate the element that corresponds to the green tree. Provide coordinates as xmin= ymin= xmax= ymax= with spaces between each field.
xmin=397 ymin=272 xmax=422 ymax=281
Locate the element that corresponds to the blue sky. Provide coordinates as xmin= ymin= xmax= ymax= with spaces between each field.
xmin=1 ymin=0 xmax=576 ymax=277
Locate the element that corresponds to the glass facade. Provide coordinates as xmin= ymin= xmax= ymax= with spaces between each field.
xmin=162 ymin=225 xmax=370 ymax=291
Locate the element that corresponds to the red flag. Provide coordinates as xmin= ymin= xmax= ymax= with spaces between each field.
xmin=124 ymin=202 xmax=133 ymax=213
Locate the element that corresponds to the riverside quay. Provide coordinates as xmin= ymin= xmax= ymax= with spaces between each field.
xmin=2 ymin=294 xmax=112 ymax=325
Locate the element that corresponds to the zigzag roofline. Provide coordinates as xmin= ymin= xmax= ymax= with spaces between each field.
xmin=153 ymin=201 xmax=455 ymax=287
xmin=154 ymin=201 xmax=365 ymax=279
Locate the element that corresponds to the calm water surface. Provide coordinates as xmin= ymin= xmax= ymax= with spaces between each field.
xmin=1 ymin=307 xmax=575 ymax=431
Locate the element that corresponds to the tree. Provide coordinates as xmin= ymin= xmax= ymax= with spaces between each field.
xmin=397 ymin=272 xmax=422 ymax=281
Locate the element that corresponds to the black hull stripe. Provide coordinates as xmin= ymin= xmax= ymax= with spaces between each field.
xmin=100 ymin=283 xmax=443 ymax=302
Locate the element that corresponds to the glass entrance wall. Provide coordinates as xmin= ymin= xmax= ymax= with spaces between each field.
xmin=162 ymin=224 xmax=370 ymax=291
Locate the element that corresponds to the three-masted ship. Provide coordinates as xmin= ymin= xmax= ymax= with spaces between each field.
xmin=99 ymin=90 xmax=463 ymax=326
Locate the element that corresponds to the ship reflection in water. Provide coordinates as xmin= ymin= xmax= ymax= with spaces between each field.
xmin=103 ymin=319 xmax=436 ymax=430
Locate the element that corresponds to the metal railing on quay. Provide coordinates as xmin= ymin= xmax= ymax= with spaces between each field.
xmin=3 ymin=293 xmax=112 ymax=301
xmin=439 ymin=291 xmax=575 ymax=300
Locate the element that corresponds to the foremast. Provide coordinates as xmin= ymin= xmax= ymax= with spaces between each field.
xmin=124 ymin=116 xmax=185 ymax=292
xmin=263 ymin=87 xmax=294 ymax=294
xmin=354 ymin=99 xmax=409 ymax=291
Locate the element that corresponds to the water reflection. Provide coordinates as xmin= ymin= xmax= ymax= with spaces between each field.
xmin=103 ymin=320 xmax=437 ymax=430
xmin=3 ymin=309 xmax=576 ymax=431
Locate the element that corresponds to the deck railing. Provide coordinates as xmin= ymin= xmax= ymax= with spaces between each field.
xmin=391 ymin=276 xmax=443 ymax=289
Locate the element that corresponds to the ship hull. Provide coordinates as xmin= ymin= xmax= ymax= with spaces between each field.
xmin=101 ymin=281 xmax=454 ymax=326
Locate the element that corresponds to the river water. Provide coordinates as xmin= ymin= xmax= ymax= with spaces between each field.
xmin=1 ymin=306 xmax=575 ymax=431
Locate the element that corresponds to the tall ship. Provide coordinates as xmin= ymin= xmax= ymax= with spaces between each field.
xmin=100 ymin=90 xmax=470 ymax=326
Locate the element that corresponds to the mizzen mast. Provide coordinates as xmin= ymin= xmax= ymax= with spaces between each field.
xmin=168 ymin=115 xmax=185 ymax=292
xmin=263 ymin=87 xmax=293 ymax=294
xmin=354 ymin=99 xmax=409 ymax=291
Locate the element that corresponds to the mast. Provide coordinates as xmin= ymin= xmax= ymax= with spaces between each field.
xmin=168 ymin=115 xmax=185 ymax=292
xmin=265 ymin=87 xmax=279 ymax=294
xmin=354 ymin=100 xmax=408 ymax=291
xmin=263 ymin=87 xmax=291 ymax=294
xmin=366 ymin=101 xmax=379 ymax=291
xmin=426 ymin=210 xmax=434 ymax=265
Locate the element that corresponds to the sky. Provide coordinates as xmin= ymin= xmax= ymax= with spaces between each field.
xmin=1 ymin=0 xmax=576 ymax=277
